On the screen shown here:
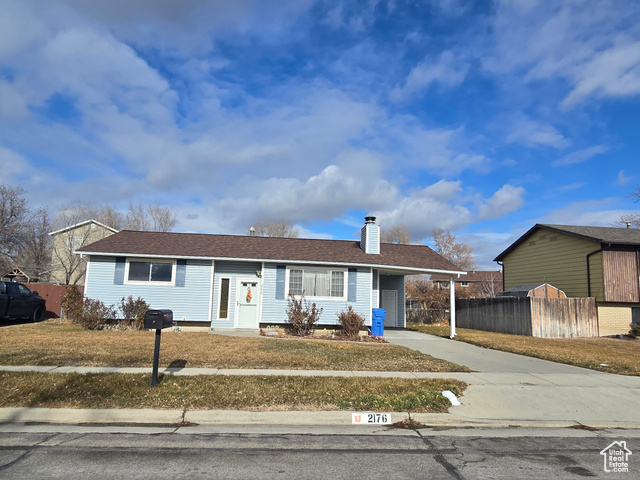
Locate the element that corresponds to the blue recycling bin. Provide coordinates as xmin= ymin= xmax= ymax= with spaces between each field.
xmin=371 ymin=308 xmax=386 ymax=337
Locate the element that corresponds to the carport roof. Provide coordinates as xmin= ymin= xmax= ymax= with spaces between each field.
xmin=77 ymin=230 xmax=464 ymax=275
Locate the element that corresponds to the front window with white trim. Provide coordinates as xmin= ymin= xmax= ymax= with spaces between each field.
xmin=288 ymin=268 xmax=346 ymax=299
xmin=126 ymin=259 xmax=175 ymax=284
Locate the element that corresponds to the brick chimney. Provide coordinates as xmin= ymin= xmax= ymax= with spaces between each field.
xmin=360 ymin=216 xmax=380 ymax=254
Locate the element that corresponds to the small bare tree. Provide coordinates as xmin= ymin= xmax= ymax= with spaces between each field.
xmin=14 ymin=210 xmax=52 ymax=281
xmin=431 ymin=229 xmax=475 ymax=270
xmin=50 ymin=201 xmax=177 ymax=285
xmin=381 ymin=225 xmax=412 ymax=244
xmin=479 ymin=272 xmax=503 ymax=297
xmin=249 ymin=220 xmax=299 ymax=238
xmin=618 ymin=186 xmax=640 ymax=228
xmin=0 ymin=184 xmax=49 ymax=276
xmin=0 ymin=185 xmax=30 ymax=271
xmin=147 ymin=204 xmax=177 ymax=232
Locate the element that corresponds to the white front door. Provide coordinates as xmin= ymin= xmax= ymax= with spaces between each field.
xmin=381 ymin=290 xmax=397 ymax=328
xmin=236 ymin=279 xmax=260 ymax=329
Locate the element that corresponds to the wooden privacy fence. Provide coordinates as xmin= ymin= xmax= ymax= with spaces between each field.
xmin=25 ymin=284 xmax=80 ymax=318
xmin=456 ymin=297 xmax=599 ymax=338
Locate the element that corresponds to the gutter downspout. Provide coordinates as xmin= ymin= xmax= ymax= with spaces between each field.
xmin=586 ymin=247 xmax=603 ymax=298
xmin=497 ymin=261 xmax=504 ymax=290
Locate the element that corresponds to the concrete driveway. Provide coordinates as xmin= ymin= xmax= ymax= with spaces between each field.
xmin=385 ymin=329 xmax=640 ymax=428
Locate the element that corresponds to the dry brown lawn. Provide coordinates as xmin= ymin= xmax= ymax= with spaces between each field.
xmin=408 ymin=324 xmax=640 ymax=376
xmin=0 ymin=371 xmax=466 ymax=413
xmin=0 ymin=320 xmax=468 ymax=372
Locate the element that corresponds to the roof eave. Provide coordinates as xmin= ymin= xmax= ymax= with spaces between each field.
xmin=79 ymin=251 xmax=465 ymax=275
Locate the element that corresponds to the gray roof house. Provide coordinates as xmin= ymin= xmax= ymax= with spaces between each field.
xmin=78 ymin=217 xmax=464 ymax=330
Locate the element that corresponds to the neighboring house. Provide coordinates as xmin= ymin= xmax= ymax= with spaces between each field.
xmin=430 ymin=270 xmax=503 ymax=297
xmin=77 ymin=217 xmax=464 ymax=330
xmin=49 ymin=220 xmax=119 ymax=286
xmin=494 ymin=224 xmax=640 ymax=336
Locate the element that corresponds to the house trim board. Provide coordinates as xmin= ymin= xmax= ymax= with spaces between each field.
xmin=80 ymin=252 xmax=464 ymax=276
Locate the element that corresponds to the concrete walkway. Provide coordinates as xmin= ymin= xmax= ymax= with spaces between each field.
xmin=385 ymin=330 xmax=640 ymax=428
xmin=1 ymin=329 xmax=639 ymax=430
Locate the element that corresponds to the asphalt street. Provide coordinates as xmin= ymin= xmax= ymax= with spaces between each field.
xmin=0 ymin=428 xmax=638 ymax=479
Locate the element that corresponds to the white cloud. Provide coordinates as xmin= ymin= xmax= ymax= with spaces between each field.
xmin=562 ymin=37 xmax=640 ymax=109
xmin=0 ymin=80 xmax=29 ymax=119
xmin=58 ymin=0 xmax=315 ymax=54
xmin=391 ymin=51 xmax=469 ymax=101
xmin=553 ymin=145 xmax=608 ymax=167
xmin=534 ymin=198 xmax=631 ymax=227
xmin=486 ymin=1 xmax=640 ymax=108
xmin=0 ymin=145 xmax=28 ymax=183
xmin=506 ymin=117 xmax=570 ymax=149
xmin=618 ymin=170 xmax=632 ymax=185
xmin=477 ymin=184 xmax=525 ymax=220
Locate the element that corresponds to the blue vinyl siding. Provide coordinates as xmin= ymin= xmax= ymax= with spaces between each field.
xmin=380 ymin=275 xmax=406 ymax=327
xmin=262 ymin=263 xmax=373 ymax=326
xmin=210 ymin=261 xmax=262 ymax=328
xmin=84 ymin=256 xmax=212 ymax=322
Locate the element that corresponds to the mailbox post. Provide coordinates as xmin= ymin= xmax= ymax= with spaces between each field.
xmin=144 ymin=309 xmax=173 ymax=387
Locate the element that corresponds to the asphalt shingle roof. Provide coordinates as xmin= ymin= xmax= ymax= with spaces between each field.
xmin=77 ymin=230 xmax=463 ymax=273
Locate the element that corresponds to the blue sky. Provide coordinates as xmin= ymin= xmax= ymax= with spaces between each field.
xmin=1 ymin=0 xmax=639 ymax=269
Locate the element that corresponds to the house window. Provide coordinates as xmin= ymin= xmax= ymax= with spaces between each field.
xmin=126 ymin=260 xmax=174 ymax=283
xmin=67 ymin=236 xmax=84 ymax=251
xmin=288 ymin=268 xmax=346 ymax=298
xmin=219 ymin=278 xmax=230 ymax=319
xmin=460 ymin=281 xmax=469 ymax=287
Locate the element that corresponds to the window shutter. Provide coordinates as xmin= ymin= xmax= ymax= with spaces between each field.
xmin=276 ymin=265 xmax=286 ymax=299
xmin=114 ymin=257 xmax=126 ymax=285
xmin=348 ymin=268 xmax=357 ymax=302
xmin=176 ymin=260 xmax=187 ymax=287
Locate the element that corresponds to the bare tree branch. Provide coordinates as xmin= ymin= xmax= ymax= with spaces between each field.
xmin=431 ymin=229 xmax=475 ymax=270
xmin=616 ymin=186 xmax=640 ymax=228
xmin=248 ymin=220 xmax=299 ymax=238
xmin=380 ymin=225 xmax=411 ymax=244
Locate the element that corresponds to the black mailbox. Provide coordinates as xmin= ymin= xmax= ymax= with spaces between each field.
xmin=144 ymin=309 xmax=173 ymax=330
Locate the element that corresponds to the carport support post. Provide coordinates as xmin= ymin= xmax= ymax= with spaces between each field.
xmin=151 ymin=329 xmax=161 ymax=387
xmin=449 ymin=276 xmax=456 ymax=338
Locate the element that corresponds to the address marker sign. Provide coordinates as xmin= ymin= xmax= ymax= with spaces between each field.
xmin=352 ymin=413 xmax=392 ymax=425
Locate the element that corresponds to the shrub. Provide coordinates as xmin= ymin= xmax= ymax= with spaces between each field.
xmin=286 ymin=294 xmax=323 ymax=336
xmin=59 ymin=287 xmax=116 ymax=330
xmin=59 ymin=286 xmax=83 ymax=323
xmin=630 ymin=324 xmax=640 ymax=338
xmin=79 ymin=298 xmax=116 ymax=330
xmin=119 ymin=296 xmax=150 ymax=330
xmin=337 ymin=305 xmax=365 ymax=340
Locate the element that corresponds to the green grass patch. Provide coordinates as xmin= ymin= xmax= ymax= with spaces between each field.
xmin=407 ymin=323 xmax=640 ymax=376
xmin=0 ymin=371 xmax=466 ymax=413
xmin=0 ymin=320 xmax=468 ymax=372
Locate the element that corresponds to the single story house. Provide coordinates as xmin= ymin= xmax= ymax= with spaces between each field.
xmin=77 ymin=217 xmax=464 ymax=330
xmin=494 ymin=224 xmax=640 ymax=336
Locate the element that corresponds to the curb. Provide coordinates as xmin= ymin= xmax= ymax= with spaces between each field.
xmin=2 ymin=408 xmax=640 ymax=431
